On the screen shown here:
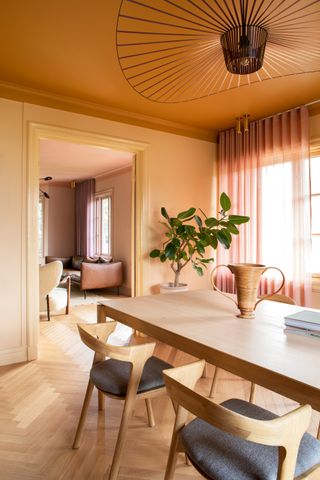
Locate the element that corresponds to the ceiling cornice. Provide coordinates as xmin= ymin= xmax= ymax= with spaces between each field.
xmin=0 ymin=80 xmax=217 ymax=142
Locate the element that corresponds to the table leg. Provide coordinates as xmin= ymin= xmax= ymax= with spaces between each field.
xmin=97 ymin=304 xmax=107 ymax=323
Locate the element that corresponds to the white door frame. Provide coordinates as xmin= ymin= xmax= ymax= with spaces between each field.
xmin=26 ymin=122 xmax=149 ymax=360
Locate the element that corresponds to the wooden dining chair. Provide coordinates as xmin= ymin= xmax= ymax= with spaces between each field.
xmin=163 ymin=360 xmax=320 ymax=480
xmin=209 ymin=293 xmax=296 ymax=400
xmin=72 ymin=322 xmax=172 ymax=480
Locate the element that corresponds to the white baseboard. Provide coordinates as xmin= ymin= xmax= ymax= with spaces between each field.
xmin=0 ymin=346 xmax=28 ymax=366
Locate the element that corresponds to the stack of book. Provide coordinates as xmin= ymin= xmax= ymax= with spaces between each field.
xmin=284 ymin=310 xmax=320 ymax=338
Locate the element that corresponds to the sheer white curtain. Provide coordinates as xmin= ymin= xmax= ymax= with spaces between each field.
xmin=216 ymin=106 xmax=312 ymax=306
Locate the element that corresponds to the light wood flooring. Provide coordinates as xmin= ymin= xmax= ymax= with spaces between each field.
xmin=1 ymin=304 xmax=319 ymax=479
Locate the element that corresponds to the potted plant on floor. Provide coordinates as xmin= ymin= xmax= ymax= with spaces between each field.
xmin=150 ymin=193 xmax=249 ymax=292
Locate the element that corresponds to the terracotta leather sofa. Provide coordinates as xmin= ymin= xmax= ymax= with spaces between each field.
xmin=45 ymin=255 xmax=123 ymax=296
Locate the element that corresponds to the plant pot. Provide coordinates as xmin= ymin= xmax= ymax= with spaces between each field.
xmin=159 ymin=283 xmax=188 ymax=294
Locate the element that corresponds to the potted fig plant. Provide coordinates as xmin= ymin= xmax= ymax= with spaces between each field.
xmin=150 ymin=192 xmax=249 ymax=292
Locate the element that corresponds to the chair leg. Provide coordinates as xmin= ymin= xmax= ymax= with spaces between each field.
xmin=164 ymin=431 xmax=181 ymax=480
xmin=145 ymin=398 xmax=155 ymax=427
xmin=108 ymin=394 xmax=136 ymax=480
xmin=209 ymin=366 xmax=219 ymax=398
xmin=72 ymin=380 xmax=95 ymax=449
xmin=98 ymin=391 xmax=105 ymax=411
xmin=249 ymin=382 xmax=256 ymax=403
xmin=46 ymin=294 xmax=51 ymax=321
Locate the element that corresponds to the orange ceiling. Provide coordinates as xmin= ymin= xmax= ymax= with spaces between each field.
xmin=0 ymin=0 xmax=319 ymax=140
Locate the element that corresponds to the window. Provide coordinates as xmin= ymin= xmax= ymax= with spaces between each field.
xmin=311 ymin=146 xmax=320 ymax=275
xmin=95 ymin=190 xmax=112 ymax=255
xmin=38 ymin=195 xmax=45 ymax=260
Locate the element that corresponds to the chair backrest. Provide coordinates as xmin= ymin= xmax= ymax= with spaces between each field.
xmin=77 ymin=322 xmax=156 ymax=395
xmin=163 ymin=361 xmax=312 ymax=480
xmin=39 ymin=260 xmax=63 ymax=298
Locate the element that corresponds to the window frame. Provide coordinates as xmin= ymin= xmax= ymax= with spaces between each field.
xmin=95 ymin=189 xmax=113 ymax=256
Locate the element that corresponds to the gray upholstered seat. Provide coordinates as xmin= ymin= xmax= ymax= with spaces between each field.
xmin=181 ymin=399 xmax=320 ymax=480
xmin=90 ymin=356 xmax=172 ymax=396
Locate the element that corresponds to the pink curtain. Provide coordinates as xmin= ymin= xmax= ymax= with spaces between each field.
xmin=216 ymin=106 xmax=312 ymax=306
xmin=75 ymin=179 xmax=96 ymax=256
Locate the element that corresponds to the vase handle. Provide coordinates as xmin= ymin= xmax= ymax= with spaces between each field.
xmin=254 ymin=266 xmax=285 ymax=309
xmin=210 ymin=264 xmax=238 ymax=309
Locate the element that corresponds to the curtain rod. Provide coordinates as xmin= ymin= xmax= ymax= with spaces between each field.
xmin=218 ymin=99 xmax=320 ymax=137
xmin=259 ymin=99 xmax=320 ymax=123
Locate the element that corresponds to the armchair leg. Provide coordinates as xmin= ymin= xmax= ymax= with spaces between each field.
xmin=66 ymin=276 xmax=71 ymax=315
xmin=46 ymin=294 xmax=51 ymax=321
xmin=83 ymin=290 xmax=87 ymax=300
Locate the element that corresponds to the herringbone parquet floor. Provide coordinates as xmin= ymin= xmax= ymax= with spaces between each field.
xmin=0 ymin=304 xmax=319 ymax=479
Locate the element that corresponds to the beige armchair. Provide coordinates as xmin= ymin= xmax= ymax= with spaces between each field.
xmin=39 ymin=260 xmax=70 ymax=321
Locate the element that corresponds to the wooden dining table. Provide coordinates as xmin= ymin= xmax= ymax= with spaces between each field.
xmin=97 ymin=289 xmax=320 ymax=412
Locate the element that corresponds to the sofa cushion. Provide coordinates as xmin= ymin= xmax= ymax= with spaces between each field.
xmin=99 ymin=255 xmax=113 ymax=263
xmin=46 ymin=256 xmax=72 ymax=268
xmin=84 ymin=256 xmax=99 ymax=263
xmin=72 ymin=255 xmax=84 ymax=270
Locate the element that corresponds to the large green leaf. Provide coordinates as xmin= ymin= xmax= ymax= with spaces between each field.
xmin=220 ymin=192 xmax=231 ymax=212
xmin=192 ymin=264 xmax=204 ymax=276
xmin=217 ymin=230 xmax=231 ymax=248
xmin=160 ymin=253 xmax=167 ymax=262
xmin=222 ymin=228 xmax=232 ymax=243
xmin=161 ymin=207 xmax=169 ymax=220
xmin=208 ymin=231 xmax=218 ymax=249
xmin=169 ymin=217 xmax=181 ymax=227
xmin=177 ymin=207 xmax=196 ymax=219
xmin=205 ymin=217 xmax=219 ymax=228
xmin=194 ymin=215 xmax=202 ymax=227
xmin=150 ymin=249 xmax=160 ymax=258
xmin=225 ymin=222 xmax=239 ymax=234
xmin=165 ymin=242 xmax=177 ymax=258
xmin=228 ymin=215 xmax=250 ymax=225
xmin=171 ymin=237 xmax=181 ymax=247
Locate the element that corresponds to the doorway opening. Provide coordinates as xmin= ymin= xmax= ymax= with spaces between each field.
xmin=27 ymin=123 xmax=148 ymax=360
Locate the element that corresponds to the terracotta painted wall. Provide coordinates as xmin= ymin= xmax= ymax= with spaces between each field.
xmin=46 ymin=185 xmax=75 ymax=257
xmin=95 ymin=168 xmax=132 ymax=296
xmin=0 ymin=98 xmax=25 ymax=363
xmin=0 ymin=98 xmax=215 ymax=365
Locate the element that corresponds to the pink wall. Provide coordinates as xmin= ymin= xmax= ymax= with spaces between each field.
xmin=95 ymin=167 xmax=132 ymax=295
xmin=47 ymin=185 xmax=75 ymax=256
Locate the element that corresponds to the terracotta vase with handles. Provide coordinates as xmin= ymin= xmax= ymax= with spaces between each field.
xmin=211 ymin=263 xmax=285 ymax=318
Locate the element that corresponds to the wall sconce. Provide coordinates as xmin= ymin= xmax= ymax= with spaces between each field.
xmin=235 ymin=114 xmax=250 ymax=134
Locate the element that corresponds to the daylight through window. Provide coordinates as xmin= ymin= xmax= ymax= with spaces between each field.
xmin=95 ymin=190 xmax=112 ymax=255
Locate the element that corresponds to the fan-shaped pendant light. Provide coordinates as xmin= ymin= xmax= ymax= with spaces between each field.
xmin=116 ymin=0 xmax=320 ymax=103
